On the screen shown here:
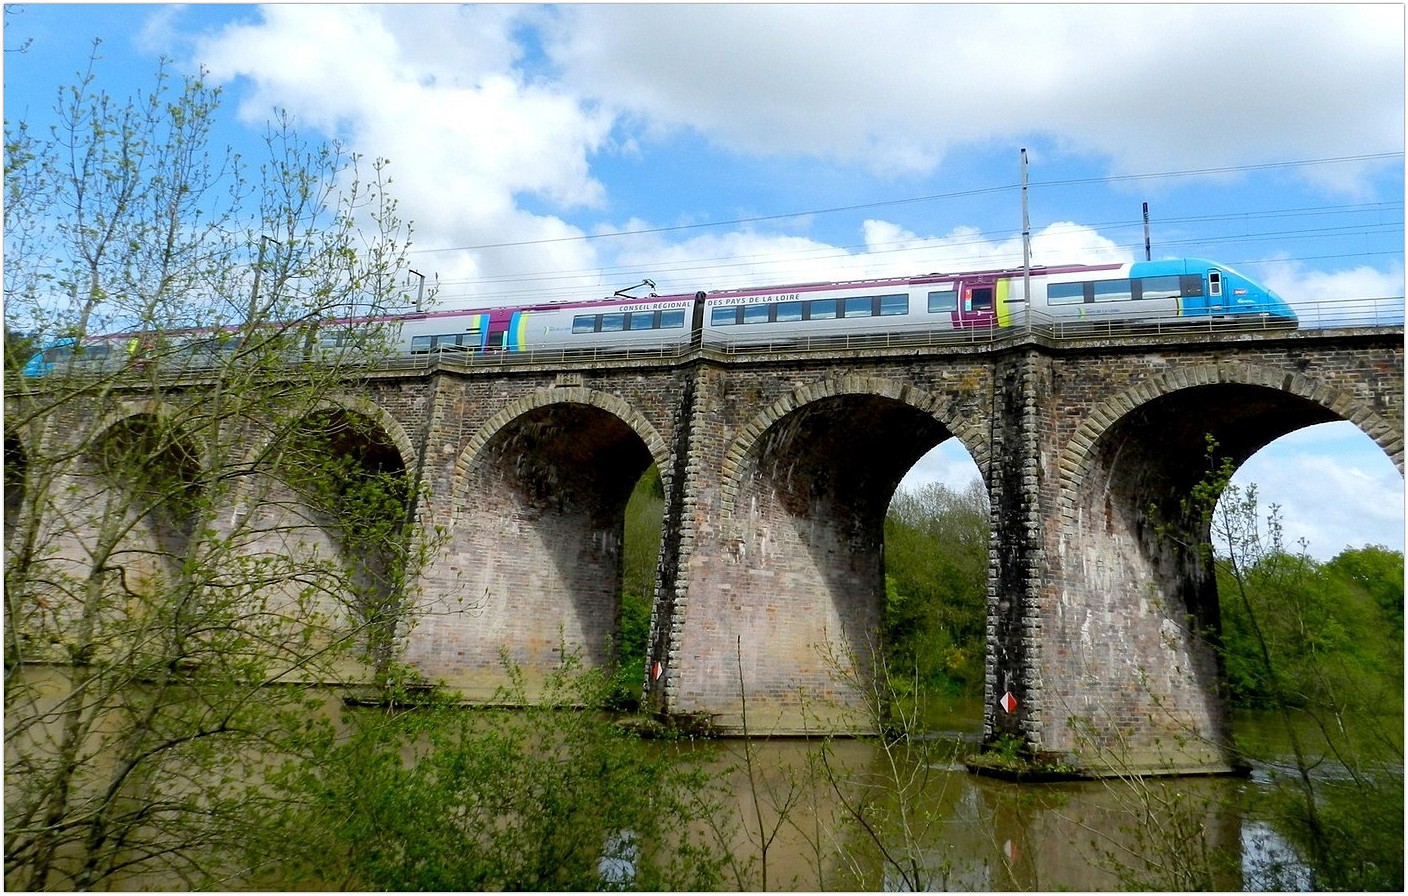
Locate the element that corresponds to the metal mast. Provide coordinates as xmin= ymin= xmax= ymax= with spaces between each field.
xmin=1021 ymin=148 xmax=1032 ymax=331
xmin=1143 ymin=202 xmax=1152 ymax=260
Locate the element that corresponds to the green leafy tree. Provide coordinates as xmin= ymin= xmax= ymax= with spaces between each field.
xmin=4 ymin=47 xmax=427 ymax=890
xmin=608 ymin=466 xmax=664 ymax=710
xmin=882 ymin=479 xmax=988 ymax=701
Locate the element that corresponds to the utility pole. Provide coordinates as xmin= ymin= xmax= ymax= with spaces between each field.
xmin=1021 ymin=148 xmax=1032 ymax=332
xmin=1142 ymin=202 xmax=1152 ymax=260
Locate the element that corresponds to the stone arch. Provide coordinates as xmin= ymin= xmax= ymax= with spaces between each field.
xmin=719 ymin=375 xmax=984 ymax=518
xmin=1057 ymin=361 xmax=1402 ymax=513
xmin=235 ymin=392 xmax=417 ymax=476
xmin=453 ymin=386 xmax=669 ymax=509
xmin=318 ymin=392 xmax=418 ymax=473
xmin=75 ymin=400 xmax=208 ymax=532
xmin=216 ymin=394 xmax=417 ymax=686
xmin=421 ymin=386 xmax=670 ymax=697
xmin=682 ymin=374 xmax=985 ymax=733
xmin=83 ymin=398 xmax=210 ymax=468
xmin=1044 ymin=359 xmax=1402 ymax=773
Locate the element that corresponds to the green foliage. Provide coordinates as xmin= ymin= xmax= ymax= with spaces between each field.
xmin=4 ymin=326 xmax=35 ymax=377
xmin=1324 ymin=544 xmax=1404 ymax=633
xmin=609 ymin=468 xmax=664 ymax=711
xmin=604 ymin=588 xmax=652 ymax=712
xmin=3 ymin=45 xmax=424 ymax=891
xmin=881 ymin=480 xmax=988 ymax=700
xmin=621 ymin=465 xmax=664 ymax=602
xmin=1255 ymin=773 xmax=1405 ymax=891
xmin=1196 ymin=440 xmax=1404 ymax=891
xmin=265 ymin=659 xmax=731 ymax=891
xmin=1219 ymin=546 xmax=1404 ymax=713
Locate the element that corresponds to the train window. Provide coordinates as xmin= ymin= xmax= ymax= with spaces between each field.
xmin=710 ymin=306 xmax=740 ymax=326
xmin=660 ymin=309 xmax=686 ymax=329
xmin=1092 ymin=279 xmax=1132 ymax=302
xmin=928 ymin=290 xmax=958 ymax=312
xmin=599 ymin=313 xmax=626 ymax=332
xmin=969 ymin=287 xmax=994 ymax=311
xmin=775 ymin=301 xmax=804 ymax=322
xmin=83 ymin=344 xmax=112 ymax=359
xmin=743 ymin=304 xmax=770 ymax=324
xmin=879 ymin=293 xmax=908 ymax=316
xmin=1047 ymin=282 xmax=1086 ymax=305
xmin=1138 ymin=276 xmax=1182 ymax=300
xmin=42 ymin=346 xmax=71 ymax=363
xmin=629 ymin=310 xmax=656 ymax=330
xmin=1208 ymin=270 xmax=1222 ymax=297
xmin=1180 ymin=274 xmax=1204 ymax=297
xmin=572 ymin=314 xmax=597 ymax=334
xmin=843 ymin=296 xmax=872 ymax=317
xmin=808 ymin=298 xmax=838 ymax=319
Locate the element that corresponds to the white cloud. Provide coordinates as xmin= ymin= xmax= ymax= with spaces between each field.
xmin=1230 ymin=423 xmax=1404 ymax=560
xmin=899 ymin=440 xmax=983 ymax=496
xmin=192 ymin=4 xmax=615 ymax=304
xmin=544 ymin=5 xmax=1403 ymax=182
xmin=1260 ymin=259 xmax=1406 ymax=326
xmin=584 ymin=217 xmax=1131 ymax=299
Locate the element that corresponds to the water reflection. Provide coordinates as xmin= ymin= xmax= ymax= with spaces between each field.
xmin=688 ymin=733 xmax=1313 ymax=891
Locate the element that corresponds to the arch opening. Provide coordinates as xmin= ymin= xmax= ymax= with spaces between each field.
xmin=720 ymin=393 xmax=958 ymax=727
xmin=5 ymin=432 xmax=28 ymax=549
xmin=88 ymin=413 xmax=203 ymax=566
xmin=886 ymin=440 xmax=989 ymax=731
xmin=1211 ymin=420 xmax=1403 ymax=746
xmin=448 ymin=401 xmax=655 ymax=695
xmin=1055 ymin=382 xmax=1372 ymax=771
xmin=614 ymin=464 xmax=666 ymax=712
xmin=1225 ymin=420 xmax=1405 ymax=561
xmin=10 ymin=412 xmax=206 ymax=666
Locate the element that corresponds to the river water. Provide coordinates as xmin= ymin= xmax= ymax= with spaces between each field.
xmin=7 ymin=667 xmax=1397 ymax=891
xmin=666 ymin=699 xmax=1401 ymax=891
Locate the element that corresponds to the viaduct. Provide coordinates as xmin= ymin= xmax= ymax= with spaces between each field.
xmin=11 ymin=324 xmax=1404 ymax=775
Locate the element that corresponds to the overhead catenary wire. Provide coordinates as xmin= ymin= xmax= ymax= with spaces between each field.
xmin=407 ymin=151 xmax=1404 ymax=306
xmin=409 ymin=152 xmax=1404 ymax=256
xmin=431 ymin=204 xmax=1404 ymax=291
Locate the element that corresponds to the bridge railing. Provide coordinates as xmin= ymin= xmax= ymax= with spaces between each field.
xmin=365 ymin=336 xmax=701 ymax=371
xmin=1285 ymin=295 xmax=1406 ymax=330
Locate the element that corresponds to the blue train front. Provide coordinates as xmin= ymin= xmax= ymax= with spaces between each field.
xmin=1130 ymin=258 xmax=1295 ymax=323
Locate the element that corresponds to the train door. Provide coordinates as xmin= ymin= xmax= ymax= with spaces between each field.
xmin=1205 ymin=268 xmax=1225 ymax=315
xmin=955 ymin=279 xmax=998 ymax=329
xmin=485 ymin=307 xmax=515 ymax=351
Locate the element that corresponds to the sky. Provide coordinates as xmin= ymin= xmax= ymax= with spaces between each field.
xmin=3 ymin=2 xmax=1404 ymax=559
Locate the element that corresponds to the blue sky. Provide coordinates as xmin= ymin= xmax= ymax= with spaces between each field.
xmin=4 ymin=3 xmax=1404 ymax=558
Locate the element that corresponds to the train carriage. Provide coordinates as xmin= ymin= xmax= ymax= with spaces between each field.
xmin=20 ymin=257 xmax=1296 ymax=375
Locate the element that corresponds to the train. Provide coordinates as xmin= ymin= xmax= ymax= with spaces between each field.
xmin=21 ymin=257 xmax=1294 ymax=376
